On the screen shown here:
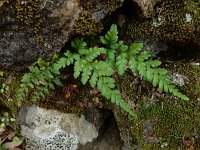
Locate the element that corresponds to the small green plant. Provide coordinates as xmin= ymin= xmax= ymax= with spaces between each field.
xmin=0 ymin=72 xmax=9 ymax=94
xmin=0 ymin=112 xmax=15 ymax=129
xmin=17 ymin=58 xmax=62 ymax=104
xmin=0 ymin=112 xmax=22 ymax=149
xmin=17 ymin=24 xmax=189 ymax=117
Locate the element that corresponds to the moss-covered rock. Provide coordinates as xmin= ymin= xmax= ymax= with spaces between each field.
xmin=124 ymin=0 xmax=200 ymax=45
xmin=112 ymin=62 xmax=200 ymax=149
xmin=75 ymin=0 xmax=123 ymax=35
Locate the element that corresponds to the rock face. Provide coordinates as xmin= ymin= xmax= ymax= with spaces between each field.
xmin=132 ymin=0 xmax=163 ymax=18
xmin=18 ymin=106 xmax=122 ymax=150
xmin=0 ymin=0 xmax=81 ymax=70
xmin=18 ymin=106 xmax=98 ymax=150
xmin=0 ymin=0 xmax=119 ymax=70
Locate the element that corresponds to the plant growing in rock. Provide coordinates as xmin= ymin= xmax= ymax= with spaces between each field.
xmin=17 ymin=58 xmax=62 ymax=104
xmin=17 ymin=24 xmax=189 ymax=117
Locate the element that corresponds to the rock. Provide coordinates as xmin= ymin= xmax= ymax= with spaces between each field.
xmin=0 ymin=0 xmax=81 ymax=70
xmin=132 ymin=0 xmax=163 ymax=18
xmin=0 ymin=0 xmax=119 ymax=70
xmin=18 ymin=106 xmax=98 ymax=150
xmin=169 ymin=72 xmax=188 ymax=87
xmin=18 ymin=106 xmax=122 ymax=150
xmin=126 ymin=0 xmax=200 ymax=46
xmin=78 ymin=108 xmax=122 ymax=150
xmin=142 ymin=120 xmax=160 ymax=144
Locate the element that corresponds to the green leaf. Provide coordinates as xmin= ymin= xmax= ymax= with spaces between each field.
xmin=129 ymin=43 xmax=143 ymax=55
xmin=152 ymin=75 xmax=159 ymax=87
xmin=85 ymin=47 xmax=106 ymax=62
xmin=89 ymin=72 xmax=98 ymax=87
xmin=37 ymin=57 xmax=47 ymax=68
xmin=116 ymin=52 xmax=128 ymax=76
xmin=74 ymin=60 xmax=83 ymax=78
xmin=145 ymin=60 xmax=161 ymax=67
xmin=100 ymin=24 xmax=118 ymax=47
xmin=129 ymin=57 xmax=138 ymax=73
xmin=81 ymin=66 xmax=92 ymax=85
xmin=71 ymin=38 xmax=87 ymax=50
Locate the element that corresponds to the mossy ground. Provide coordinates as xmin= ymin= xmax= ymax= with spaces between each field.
xmin=123 ymin=0 xmax=200 ymax=46
xmin=111 ymin=62 xmax=200 ymax=149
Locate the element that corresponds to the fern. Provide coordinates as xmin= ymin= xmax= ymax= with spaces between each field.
xmin=100 ymin=25 xmax=189 ymax=101
xmin=17 ymin=58 xmax=62 ymax=105
xmin=62 ymin=39 xmax=136 ymax=116
xmin=17 ymin=24 xmax=189 ymax=117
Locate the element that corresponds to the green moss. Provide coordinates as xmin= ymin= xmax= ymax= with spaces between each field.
xmin=166 ymin=62 xmax=200 ymax=100
xmin=77 ymin=0 xmax=122 ymax=35
xmin=0 ymin=72 xmax=22 ymax=115
xmin=125 ymin=0 xmax=200 ymax=44
xmin=112 ymin=62 xmax=200 ymax=149
xmin=14 ymin=0 xmax=45 ymax=42
xmin=80 ymin=0 xmax=121 ymax=13
xmin=75 ymin=12 xmax=103 ymax=36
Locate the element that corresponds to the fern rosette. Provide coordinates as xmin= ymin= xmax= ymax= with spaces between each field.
xmin=17 ymin=24 xmax=189 ymax=117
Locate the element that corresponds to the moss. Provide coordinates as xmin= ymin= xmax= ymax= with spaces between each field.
xmin=125 ymin=0 xmax=200 ymax=45
xmin=80 ymin=0 xmax=121 ymax=13
xmin=111 ymin=62 xmax=200 ymax=149
xmin=14 ymin=0 xmax=46 ymax=42
xmin=76 ymin=0 xmax=122 ymax=36
xmin=0 ymin=72 xmax=22 ymax=115
xmin=75 ymin=11 xmax=103 ymax=36
xmin=166 ymin=62 xmax=200 ymax=100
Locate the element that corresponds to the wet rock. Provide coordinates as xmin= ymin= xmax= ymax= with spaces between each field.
xmin=18 ymin=106 xmax=122 ymax=150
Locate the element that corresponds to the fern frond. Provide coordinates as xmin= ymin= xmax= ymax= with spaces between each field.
xmin=17 ymin=59 xmax=62 ymax=105
xmin=100 ymin=24 xmax=118 ymax=48
xmin=129 ymin=57 xmax=138 ymax=73
xmin=129 ymin=43 xmax=143 ymax=55
xmin=116 ymin=52 xmax=128 ymax=75
xmin=84 ymin=47 xmax=106 ymax=62
xmin=97 ymin=77 xmax=136 ymax=117
xmin=18 ymin=23 xmax=189 ymax=118
xmin=93 ymin=61 xmax=113 ymax=76
xmin=81 ymin=66 xmax=92 ymax=85
xmin=71 ymin=38 xmax=87 ymax=50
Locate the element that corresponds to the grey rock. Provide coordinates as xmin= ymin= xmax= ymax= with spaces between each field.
xmin=0 ymin=0 xmax=81 ymax=70
xmin=132 ymin=0 xmax=163 ymax=18
xmin=169 ymin=72 xmax=188 ymax=87
xmin=0 ymin=0 xmax=113 ymax=70
xmin=142 ymin=120 xmax=160 ymax=144
xmin=18 ymin=106 xmax=122 ymax=150
xmin=18 ymin=106 xmax=98 ymax=150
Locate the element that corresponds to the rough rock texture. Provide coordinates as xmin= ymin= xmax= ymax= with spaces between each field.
xmin=0 ymin=0 xmax=118 ymax=70
xmin=18 ymin=106 xmax=122 ymax=150
xmin=18 ymin=106 xmax=98 ymax=150
xmin=132 ymin=0 xmax=163 ymax=17
xmin=0 ymin=0 xmax=81 ymax=69
xmin=125 ymin=0 xmax=200 ymax=47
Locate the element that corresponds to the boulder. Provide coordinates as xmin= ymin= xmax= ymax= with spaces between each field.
xmin=18 ymin=106 xmax=122 ymax=150
xmin=0 ymin=0 xmax=121 ymax=70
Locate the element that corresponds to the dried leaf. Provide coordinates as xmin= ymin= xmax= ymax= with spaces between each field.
xmin=2 ymin=139 xmax=23 ymax=150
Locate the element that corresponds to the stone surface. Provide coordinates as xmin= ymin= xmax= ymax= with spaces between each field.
xmin=0 ymin=0 xmax=81 ymax=70
xmin=0 ymin=0 xmax=116 ymax=70
xmin=132 ymin=0 xmax=163 ymax=18
xmin=18 ymin=106 xmax=122 ymax=150
xmin=18 ymin=106 xmax=98 ymax=150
